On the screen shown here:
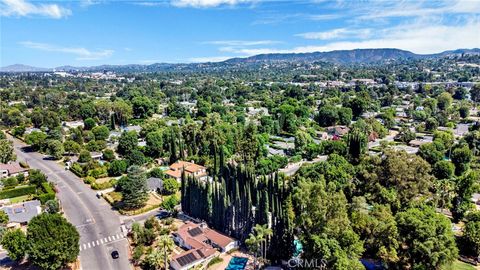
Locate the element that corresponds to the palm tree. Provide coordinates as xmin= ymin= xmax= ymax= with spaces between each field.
xmin=245 ymin=224 xmax=272 ymax=269
xmin=158 ymin=235 xmax=175 ymax=270
xmin=144 ymin=249 xmax=164 ymax=270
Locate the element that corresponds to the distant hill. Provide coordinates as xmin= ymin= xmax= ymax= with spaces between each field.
xmin=2 ymin=48 xmax=479 ymax=73
xmin=224 ymin=48 xmax=480 ymax=64
xmin=0 ymin=64 xmax=51 ymax=72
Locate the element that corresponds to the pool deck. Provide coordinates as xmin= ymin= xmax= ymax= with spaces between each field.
xmin=208 ymin=251 xmax=253 ymax=270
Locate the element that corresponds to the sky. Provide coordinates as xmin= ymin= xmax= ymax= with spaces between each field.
xmin=0 ymin=0 xmax=479 ymax=67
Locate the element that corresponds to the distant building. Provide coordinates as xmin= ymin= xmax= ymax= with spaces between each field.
xmin=327 ymin=125 xmax=350 ymax=137
xmin=171 ymin=222 xmax=238 ymax=270
xmin=164 ymin=161 xmax=207 ymax=182
xmin=62 ymin=120 xmax=84 ymax=130
xmin=0 ymin=200 xmax=42 ymax=227
xmin=0 ymin=163 xmax=29 ymax=179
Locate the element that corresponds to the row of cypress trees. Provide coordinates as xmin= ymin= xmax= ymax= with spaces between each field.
xmin=180 ymin=147 xmax=295 ymax=262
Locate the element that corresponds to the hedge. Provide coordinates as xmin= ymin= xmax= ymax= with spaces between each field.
xmin=41 ymin=182 xmax=54 ymax=194
xmin=70 ymin=163 xmax=85 ymax=177
xmin=37 ymin=192 xmax=55 ymax=204
xmin=0 ymin=185 xmax=36 ymax=199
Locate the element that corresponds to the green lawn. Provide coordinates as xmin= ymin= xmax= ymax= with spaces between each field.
xmin=442 ymin=260 xmax=476 ymax=270
xmin=9 ymin=194 xmax=32 ymax=203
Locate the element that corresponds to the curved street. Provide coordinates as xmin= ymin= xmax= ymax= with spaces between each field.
xmin=9 ymin=135 xmax=131 ymax=270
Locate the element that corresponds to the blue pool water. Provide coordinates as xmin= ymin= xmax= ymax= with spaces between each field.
xmin=226 ymin=257 xmax=248 ymax=270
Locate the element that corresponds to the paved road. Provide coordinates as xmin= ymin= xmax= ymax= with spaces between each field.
xmin=9 ymin=136 xmax=131 ymax=270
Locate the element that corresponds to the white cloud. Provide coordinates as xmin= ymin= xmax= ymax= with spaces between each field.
xmin=356 ymin=0 xmax=480 ymax=20
xmin=204 ymin=40 xmax=279 ymax=46
xmin=188 ymin=56 xmax=234 ymax=62
xmin=20 ymin=41 xmax=114 ymax=60
xmin=171 ymin=0 xmax=255 ymax=8
xmin=0 ymin=0 xmax=71 ymax=18
xmin=213 ymin=19 xmax=480 ymax=57
xmin=296 ymin=28 xmax=372 ymax=40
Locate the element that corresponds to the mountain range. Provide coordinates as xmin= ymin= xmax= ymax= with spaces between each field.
xmin=2 ymin=48 xmax=479 ymax=73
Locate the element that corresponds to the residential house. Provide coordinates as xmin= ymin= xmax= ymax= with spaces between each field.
xmin=0 ymin=163 xmax=29 ymax=179
xmin=171 ymin=222 xmax=238 ymax=270
xmin=121 ymin=125 xmax=142 ymax=133
xmin=165 ymin=161 xmax=207 ymax=182
xmin=90 ymin=152 xmax=103 ymax=161
xmin=62 ymin=120 xmax=84 ymax=130
xmin=147 ymin=177 xmax=163 ymax=193
xmin=0 ymin=200 xmax=42 ymax=227
xmin=327 ymin=125 xmax=350 ymax=137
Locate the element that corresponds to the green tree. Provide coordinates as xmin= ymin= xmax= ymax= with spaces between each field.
xmin=418 ymin=142 xmax=444 ymax=165
xmin=463 ymin=212 xmax=480 ymax=257
xmin=0 ymin=139 xmax=15 ymax=163
xmin=158 ymin=235 xmax=175 ymax=270
xmin=146 ymin=131 xmax=163 ymax=158
xmin=132 ymin=96 xmax=155 ymax=119
xmin=451 ymin=146 xmax=472 ymax=175
xmin=432 ymin=160 xmax=455 ymax=179
xmin=28 ymin=169 xmax=47 ymax=187
xmin=316 ymin=105 xmax=338 ymax=126
xmin=351 ymin=203 xmax=399 ymax=264
xmin=143 ymin=249 xmax=164 ymax=270
xmin=471 ymin=84 xmax=480 ymax=104
xmin=108 ymin=159 xmax=128 ymax=176
xmin=395 ymin=206 xmax=457 ymax=269
xmin=46 ymin=140 xmax=64 ymax=160
xmin=0 ymin=210 xmax=9 ymax=225
xmin=437 ymin=92 xmax=453 ymax=111
xmin=45 ymin=200 xmax=60 ymax=214
xmin=83 ymin=118 xmax=96 ymax=130
xmin=27 ymin=213 xmax=80 ymax=270
xmin=117 ymin=131 xmax=138 ymax=156
xmin=126 ymin=150 xmax=146 ymax=166
xmin=425 ymin=117 xmax=439 ymax=131
xmin=121 ymin=166 xmax=148 ymax=210
xmin=92 ymin=125 xmax=109 ymax=141
xmin=25 ymin=131 xmax=47 ymax=151
xmin=63 ymin=140 xmax=81 ymax=155
xmin=293 ymin=179 xmax=364 ymax=270
xmin=162 ymin=178 xmax=180 ymax=195
xmin=459 ymin=105 xmax=470 ymax=118
xmin=1 ymin=229 xmax=27 ymax=262
xmin=102 ymin=149 xmax=115 ymax=161
xmin=78 ymin=150 xmax=92 ymax=163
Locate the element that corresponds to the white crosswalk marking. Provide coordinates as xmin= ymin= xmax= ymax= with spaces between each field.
xmin=79 ymin=233 xmax=126 ymax=251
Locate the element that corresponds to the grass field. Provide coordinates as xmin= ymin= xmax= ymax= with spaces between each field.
xmin=9 ymin=194 xmax=33 ymax=203
xmin=443 ymin=260 xmax=476 ymax=270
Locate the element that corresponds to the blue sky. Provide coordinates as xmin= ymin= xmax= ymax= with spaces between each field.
xmin=1 ymin=0 xmax=479 ymax=67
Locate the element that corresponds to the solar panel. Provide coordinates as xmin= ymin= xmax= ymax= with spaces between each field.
xmin=197 ymin=249 xmax=205 ymax=258
xmin=177 ymin=253 xmax=197 ymax=266
xmin=188 ymin=227 xmax=203 ymax=237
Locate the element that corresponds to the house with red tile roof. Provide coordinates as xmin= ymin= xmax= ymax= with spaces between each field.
xmin=164 ymin=161 xmax=207 ymax=182
xmin=170 ymin=222 xmax=238 ymax=270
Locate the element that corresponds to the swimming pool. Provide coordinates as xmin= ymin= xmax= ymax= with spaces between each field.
xmin=226 ymin=256 xmax=248 ymax=270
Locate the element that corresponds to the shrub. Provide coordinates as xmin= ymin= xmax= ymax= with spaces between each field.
xmin=70 ymin=163 xmax=85 ymax=177
xmin=0 ymin=185 xmax=36 ymax=199
xmin=207 ymin=257 xmax=223 ymax=267
xmin=78 ymin=150 xmax=92 ymax=163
